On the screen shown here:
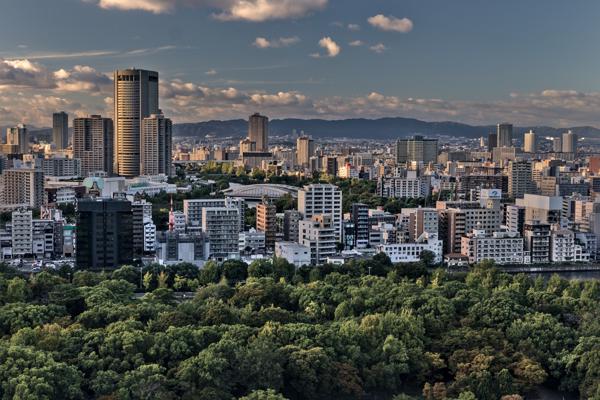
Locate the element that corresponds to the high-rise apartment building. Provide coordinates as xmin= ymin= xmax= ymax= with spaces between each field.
xmin=395 ymin=136 xmax=438 ymax=164
xmin=298 ymin=183 xmax=343 ymax=242
xmin=6 ymin=124 xmax=28 ymax=153
xmin=11 ymin=209 xmax=33 ymax=257
xmin=53 ymin=112 xmax=69 ymax=150
xmin=297 ymin=136 xmax=315 ymax=169
xmin=0 ymin=166 xmax=44 ymax=208
xmin=248 ymin=113 xmax=269 ymax=152
xmin=73 ymin=115 xmax=114 ymax=176
xmin=132 ymin=200 xmax=154 ymax=258
xmin=299 ymin=214 xmax=337 ymax=265
xmin=256 ymin=197 xmax=277 ymax=252
xmin=553 ymin=137 xmax=563 ymax=152
xmin=183 ymin=198 xmax=245 ymax=232
xmin=283 ymin=210 xmax=301 ymax=242
xmin=113 ymin=69 xmax=159 ymax=177
xmin=497 ymin=123 xmax=513 ymax=148
xmin=141 ymin=113 xmax=172 ymax=176
xmin=76 ymin=197 xmax=134 ymax=270
xmin=562 ymin=130 xmax=577 ymax=153
xmin=508 ymin=160 xmax=536 ymax=199
xmin=202 ymin=207 xmax=240 ymax=261
xmin=523 ymin=130 xmax=537 ymax=153
xmin=351 ymin=203 xmax=370 ymax=249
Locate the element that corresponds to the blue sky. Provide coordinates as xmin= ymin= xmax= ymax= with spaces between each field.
xmin=1 ymin=0 xmax=600 ymax=127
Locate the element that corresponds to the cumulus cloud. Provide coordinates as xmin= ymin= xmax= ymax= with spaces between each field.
xmin=88 ymin=0 xmax=328 ymax=21
xmin=311 ymin=37 xmax=341 ymax=58
xmin=253 ymin=36 xmax=300 ymax=49
xmin=53 ymin=65 xmax=112 ymax=92
xmin=349 ymin=40 xmax=364 ymax=47
xmin=0 ymin=59 xmax=55 ymax=89
xmin=368 ymin=14 xmax=413 ymax=33
xmin=369 ymin=43 xmax=387 ymax=53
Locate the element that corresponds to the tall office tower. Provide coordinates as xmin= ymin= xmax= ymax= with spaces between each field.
xmin=11 ymin=209 xmax=33 ymax=257
xmin=283 ymin=210 xmax=301 ymax=242
xmin=52 ymin=112 xmax=69 ymax=150
xmin=298 ymin=183 xmax=343 ymax=242
xmin=296 ymin=136 xmax=315 ymax=168
xmin=553 ymin=137 xmax=562 ymax=152
xmin=256 ymin=197 xmax=277 ymax=252
xmin=523 ymin=130 xmax=537 ymax=153
xmin=141 ymin=113 xmax=173 ymax=176
xmin=6 ymin=124 xmax=28 ymax=153
xmin=76 ymin=197 xmax=134 ymax=270
xmin=202 ymin=207 xmax=240 ymax=261
xmin=73 ymin=115 xmax=114 ymax=177
xmin=114 ymin=69 xmax=159 ymax=177
xmin=132 ymin=200 xmax=153 ymax=258
xmin=508 ymin=160 xmax=536 ymax=199
xmin=395 ymin=135 xmax=438 ymax=164
xmin=0 ymin=166 xmax=44 ymax=208
xmin=562 ymin=130 xmax=578 ymax=153
xmin=497 ymin=123 xmax=513 ymax=147
xmin=487 ymin=132 xmax=498 ymax=152
xmin=351 ymin=203 xmax=369 ymax=249
xmin=248 ymin=113 xmax=269 ymax=152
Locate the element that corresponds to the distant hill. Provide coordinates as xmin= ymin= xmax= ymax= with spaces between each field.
xmin=172 ymin=117 xmax=600 ymax=140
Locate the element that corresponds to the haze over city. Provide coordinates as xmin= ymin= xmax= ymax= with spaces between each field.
xmin=3 ymin=0 xmax=600 ymax=126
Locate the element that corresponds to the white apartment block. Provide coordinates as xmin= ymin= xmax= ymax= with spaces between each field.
xmin=551 ymin=229 xmax=589 ymax=263
xmin=377 ymin=175 xmax=431 ymax=199
xmin=202 ymin=207 xmax=240 ymax=261
xmin=377 ymin=233 xmax=443 ymax=264
xmin=11 ymin=209 xmax=33 ymax=256
xmin=461 ymin=230 xmax=524 ymax=265
xmin=299 ymin=215 xmax=337 ymax=265
xmin=239 ymin=229 xmax=266 ymax=254
xmin=275 ymin=242 xmax=311 ymax=267
xmin=184 ymin=198 xmax=245 ymax=232
xmin=42 ymin=158 xmax=81 ymax=178
xmin=298 ymin=184 xmax=343 ymax=242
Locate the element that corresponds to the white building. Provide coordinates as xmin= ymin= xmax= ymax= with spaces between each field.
xmin=239 ymin=229 xmax=266 ymax=254
xmin=184 ymin=198 xmax=245 ymax=232
xmin=143 ymin=218 xmax=156 ymax=253
xmin=298 ymin=184 xmax=343 ymax=242
xmin=299 ymin=215 xmax=337 ymax=265
xmin=172 ymin=211 xmax=186 ymax=233
xmin=42 ymin=157 xmax=81 ymax=178
xmin=551 ymin=229 xmax=589 ymax=263
xmin=275 ymin=242 xmax=312 ymax=267
xmin=377 ymin=233 xmax=443 ymax=264
xmin=12 ymin=209 xmax=33 ymax=256
xmin=460 ymin=230 xmax=524 ymax=265
xmin=155 ymin=231 xmax=210 ymax=267
xmin=377 ymin=174 xmax=431 ymax=199
xmin=202 ymin=207 xmax=240 ymax=261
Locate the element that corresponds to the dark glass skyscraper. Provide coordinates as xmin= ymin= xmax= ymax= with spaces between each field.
xmin=52 ymin=111 xmax=69 ymax=150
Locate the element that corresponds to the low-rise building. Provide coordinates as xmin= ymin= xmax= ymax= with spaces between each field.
xmin=275 ymin=242 xmax=311 ymax=267
xmin=460 ymin=230 xmax=524 ymax=265
xmin=376 ymin=233 xmax=443 ymax=264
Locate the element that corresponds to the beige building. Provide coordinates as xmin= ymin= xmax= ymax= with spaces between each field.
xmin=0 ymin=166 xmax=44 ymax=209
xmin=248 ymin=113 xmax=268 ymax=152
xmin=73 ymin=115 xmax=114 ymax=176
xmin=141 ymin=113 xmax=172 ymax=176
xmin=256 ymin=198 xmax=277 ymax=252
xmin=296 ymin=136 xmax=315 ymax=169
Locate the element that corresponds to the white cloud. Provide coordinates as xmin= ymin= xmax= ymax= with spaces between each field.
xmin=205 ymin=69 xmax=218 ymax=75
xmin=88 ymin=0 xmax=328 ymax=21
xmin=349 ymin=40 xmax=364 ymax=47
xmin=368 ymin=14 xmax=413 ymax=33
xmin=311 ymin=37 xmax=340 ymax=58
xmin=370 ymin=43 xmax=387 ymax=53
xmin=347 ymin=24 xmax=360 ymax=31
xmin=253 ymin=36 xmax=300 ymax=49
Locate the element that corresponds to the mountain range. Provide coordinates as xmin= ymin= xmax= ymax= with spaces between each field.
xmin=7 ymin=117 xmax=600 ymax=143
xmin=172 ymin=117 xmax=600 ymax=141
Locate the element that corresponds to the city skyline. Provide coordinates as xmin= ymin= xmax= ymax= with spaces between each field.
xmin=2 ymin=0 xmax=600 ymax=127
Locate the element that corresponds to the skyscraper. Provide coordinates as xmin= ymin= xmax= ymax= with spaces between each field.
xmin=73 ymin=115 xmax=114 ymax=176
xmin=6 ymin=124 xmax=28 ymax=153
xmin=487 ymin=132 xmax=497 ymax=152
xmin=497 ymin=123 xmax=513 ymax=147
xmin=113 ymin=69 xmax=159 ymax=177
xmin=523 ymin=130 xmax=537 ymax=153
xmin=562 ymin=130 xmax=577 ymax=153
xmin=256 ymin=197 xmax=277 ymax=252
xmin=508 ymin=160 xmax=536 ymax=199
xmin=553 ymin=136 xmax=563 ymax=152
xmin=141 ymin=113 xmax=173 ymax=176
xmin=395 ymin=136 xmax=438 ymax=164
xmin=248 ymin=113 xmax=269 ymax=152
xmin=52 ymin=111 xmax=69 ymax=150
xmin=297 ymin=136 xmax=315 ymax=169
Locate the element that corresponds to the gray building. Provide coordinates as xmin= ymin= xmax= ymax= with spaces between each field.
xmin=395 ymin=136 xmax=438 ymax=164
xmin=497 ymin=123 xmax=513 ymax=148
xmin=73 ymin=115 xmax=114 ymax=176
xmin=52 ymin=112 xmax=69 ymax=150
xmin=248 ymin=113 xmax=269 ymax=152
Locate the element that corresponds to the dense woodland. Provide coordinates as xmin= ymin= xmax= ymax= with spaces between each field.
xmin=0 ymin=257 xmax=599 ymax=400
